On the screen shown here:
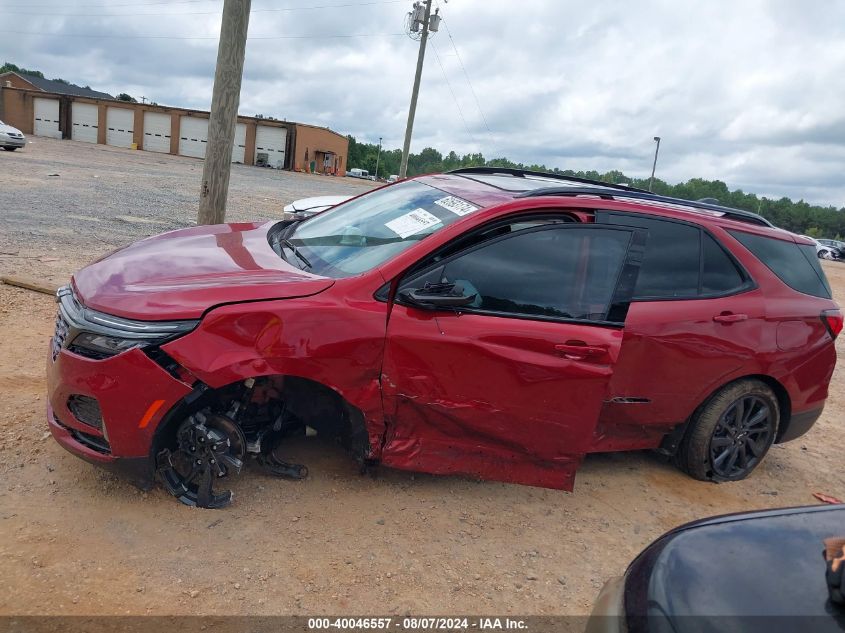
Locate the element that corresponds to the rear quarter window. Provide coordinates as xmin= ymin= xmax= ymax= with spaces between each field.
xmin=728 ymin=230 xmax=832 ymax=299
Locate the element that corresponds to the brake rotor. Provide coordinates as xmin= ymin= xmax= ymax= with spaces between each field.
xmin=158 ymin=412 xmax=246 ymax=509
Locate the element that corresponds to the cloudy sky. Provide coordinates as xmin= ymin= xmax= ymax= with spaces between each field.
xmin=4 ymin=0 xmax=845 ymax=206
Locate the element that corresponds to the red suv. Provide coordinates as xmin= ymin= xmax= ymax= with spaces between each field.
xmin=46 ymin=168 xmax=841 ymax=508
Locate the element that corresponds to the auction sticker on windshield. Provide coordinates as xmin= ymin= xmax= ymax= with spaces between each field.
xmin=434 ymin=196 xmax=478 ymax=216
xmin=385 ymin=208 xmax=442 ymax=239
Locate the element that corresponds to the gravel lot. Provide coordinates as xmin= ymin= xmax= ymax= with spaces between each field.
xmin=0 ymin=137 xmax=376 ymax=284
xmin=0 ymin=138 xmax=843 ymax=618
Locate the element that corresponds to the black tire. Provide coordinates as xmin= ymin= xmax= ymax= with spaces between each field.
xmin=674 ymin=379 xmax=779 ymax=482
xmin=2 ymin=147 xmax=18 ymax=151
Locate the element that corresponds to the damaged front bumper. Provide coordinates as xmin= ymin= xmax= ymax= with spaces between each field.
xmin=46 ymin=342 xmax=193 ymax=487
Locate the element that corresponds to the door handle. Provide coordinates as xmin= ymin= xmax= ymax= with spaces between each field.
xmin=713 ymin=313 xmax=748 ymax=323
xmin=554 ymin=342 xmax=607 ymax=359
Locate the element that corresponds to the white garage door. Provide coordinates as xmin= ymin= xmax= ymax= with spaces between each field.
xmin=33 ymin=98 xmax=61 ymax=139
xmin=231 ymin=122 xmax=247 ymax=163
xmin=143 ymin=111 xmax=171 ymax=154
xmin=105 ymin=107 xmax=134 ymax=148
xmin=179 ymin=116 xmax=208 ymax=159
xmin=254 ymin=125 xmax=287 ymax=168
xmin=71 ymin=103 xmax=99 ymax=143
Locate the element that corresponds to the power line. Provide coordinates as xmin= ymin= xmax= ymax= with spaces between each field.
xmin=0 ymin=30 xmax=405 ymax=40
xmin=431 ymin=41 xmax=477 ymax=146
xmin=1 ymin=0 xmax=404 ymax=17
xmin=438 ymin=13 xmax=492 ymax=135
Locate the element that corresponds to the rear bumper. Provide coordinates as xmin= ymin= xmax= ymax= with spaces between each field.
xmin=776 ymin=405 xmax=825 ymax=443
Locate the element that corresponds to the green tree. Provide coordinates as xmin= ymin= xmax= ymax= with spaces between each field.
xmin=0 ymin=61 xmax=45 ymax=78
xmin=116 ymin=93 xmax=138 ymax=103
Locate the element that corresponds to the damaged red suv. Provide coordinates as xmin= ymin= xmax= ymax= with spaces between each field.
xmin=47 ymin=168 xmax=841 ymax=507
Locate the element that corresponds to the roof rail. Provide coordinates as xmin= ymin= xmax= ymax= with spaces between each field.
xmin=447 ymin=166 xmax=651 ymax=193
xmin=512 ymin=186 xmax=774 ymax=227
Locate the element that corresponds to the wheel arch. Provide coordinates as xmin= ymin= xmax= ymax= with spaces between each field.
xmin=149 ymin=373 xmax=373 ymax=465
xmin=663 ymin=373 xmax=792 ymax=454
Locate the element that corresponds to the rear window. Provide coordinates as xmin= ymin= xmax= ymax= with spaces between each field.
xmin=729 ymin=231 xmax=832 ymax=299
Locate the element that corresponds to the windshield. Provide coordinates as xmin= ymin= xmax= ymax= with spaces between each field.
xmin=286 ymin=180 xmax=480 ymax=278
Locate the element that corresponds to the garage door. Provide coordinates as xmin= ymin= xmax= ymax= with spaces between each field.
xmin=254 ymin=125 xmax=287 ymax=168
xmin=143 ymin=112 xmax=171 ymax=154
xmin=105 ymin=107 xmax=134 ymax=148
xmin=231 ymin=122 xmax=247 ymax=163
xmin=179 ymin=116 xmax=208 ymax=159
xmin=33 ymin=98 xmax=61 ymax=139
xmin=71 ymin=103 xmax=99 ymax=143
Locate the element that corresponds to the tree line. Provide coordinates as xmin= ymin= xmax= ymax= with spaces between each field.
xmin=347 ymin=136 xmax=845 ymax=239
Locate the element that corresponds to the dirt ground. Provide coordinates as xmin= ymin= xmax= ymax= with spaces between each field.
xmin=1 ymin=139 xmax=844 ymax=617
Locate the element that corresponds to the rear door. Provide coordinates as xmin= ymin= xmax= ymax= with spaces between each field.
xmin=380 ymin=220 xmax=645 ymax=490
xmin=595 ymin=213 xmax=763 ymax=448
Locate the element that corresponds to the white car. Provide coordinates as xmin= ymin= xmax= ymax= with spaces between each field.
xmin=282 ymin=195 xmax=352 ymax=221
xmin=800 ymin=235 xmax=836 ymax=260
xmin=0 ymin=120 xmax=25 ymax=151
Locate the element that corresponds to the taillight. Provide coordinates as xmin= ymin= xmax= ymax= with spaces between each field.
xmin=821 ymin=309 xmax=844 ymax=339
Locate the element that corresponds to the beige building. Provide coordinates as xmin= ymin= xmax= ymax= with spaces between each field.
xmin=0 ymin=72 xmax=348 ymax=174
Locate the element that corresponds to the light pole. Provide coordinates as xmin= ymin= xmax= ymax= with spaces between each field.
xmin=375 ymin=137 xmax=382 ymax=181
xmin=648 ymin=136 xmax=661 ymax=192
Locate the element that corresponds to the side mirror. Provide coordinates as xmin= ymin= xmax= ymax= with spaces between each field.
xmin=400 ymin=282 xmax=477 ymax=309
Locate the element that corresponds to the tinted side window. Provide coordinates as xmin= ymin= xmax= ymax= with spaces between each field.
xmin=435 ymin=227 xmax=631 ymax=321
xmin=605 ymin=215 xmax=700 ymax=298
xmin=701 ymin=233 xmax=745 ymax=294
xmin=729 ymin=230 xmax=832 ymax=299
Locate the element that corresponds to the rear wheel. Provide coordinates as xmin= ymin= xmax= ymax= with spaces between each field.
xmin=674 ymin=379 xmax=779 ymax=482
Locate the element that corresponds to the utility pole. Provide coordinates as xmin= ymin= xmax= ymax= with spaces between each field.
xmin=399 ymin=0 xmax=437 ymax=179
xmin=648 ymin=136 xmax=661 ymax=192
xmin=375 ymin=136 xmax=382 ymax=180
xmin=198 ymin=0 xmax=251 ymax=225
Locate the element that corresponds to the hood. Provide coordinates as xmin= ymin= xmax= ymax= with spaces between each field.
xmin=290 ymin=195 xmax=351 ymax=212
xmin=0 ymin=121 xmax=23 ymax=135
xmin=73 ymin=222 xmax=334 ymax=320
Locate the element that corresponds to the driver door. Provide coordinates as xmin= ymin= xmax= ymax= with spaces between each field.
xmin=379 ymin=220 xmax=645 ymax=490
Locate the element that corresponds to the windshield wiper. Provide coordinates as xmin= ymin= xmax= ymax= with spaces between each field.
xmin=281 ymin=239 xmax=313 ymax=270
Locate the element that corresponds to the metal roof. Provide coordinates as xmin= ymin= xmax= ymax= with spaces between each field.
xmin=2 ymin=72 xmax=114 ymax=100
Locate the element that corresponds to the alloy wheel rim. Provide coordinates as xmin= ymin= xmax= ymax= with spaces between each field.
xmin=709 ymin=396 xmax=772 ymax=478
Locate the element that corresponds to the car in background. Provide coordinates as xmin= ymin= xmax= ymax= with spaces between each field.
xmin=46 ymin=168 xmax=841 ymax=508
xmin=818 ymin=238 xmax=845 ymax=259
xmin=282 ymin=195 xmax=352 ymax=221
xmin=387 ymin=174 xmax=400 ymax=183
xmin=346 ymin=168 xmax=371 ymax=180
xmin=0 ymin=120 xmax=25 ymax=151
xmin=801 ymin=235 xmax=838 ymax=260
xmin=588 ymin=504 xmax=845 ymax=632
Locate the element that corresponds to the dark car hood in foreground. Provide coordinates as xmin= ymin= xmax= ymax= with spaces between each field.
xmin=73 ymin=222 xmax=333 ymax=320
xmin=624 ymin=505 xmax=845 ymax=633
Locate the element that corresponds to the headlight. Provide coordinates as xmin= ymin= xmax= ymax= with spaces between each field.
xmin=57 ymin=286 xmax=199 ymax=359
xmin=69 ymin=332 xmax=156 ymax=357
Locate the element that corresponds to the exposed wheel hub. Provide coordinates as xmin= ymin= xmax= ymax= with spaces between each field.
xmin=158 ymin=412 xmax=246 ymax=509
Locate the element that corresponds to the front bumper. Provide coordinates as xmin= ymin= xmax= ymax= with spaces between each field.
xmin=1 ymin=136 xmax=25 ymax=148
xmin=46 ymin=342 xmax=193 ymax=463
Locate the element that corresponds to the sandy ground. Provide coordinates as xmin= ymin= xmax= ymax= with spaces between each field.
xmin=0 ymin=139 xmax=843 ymax=617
